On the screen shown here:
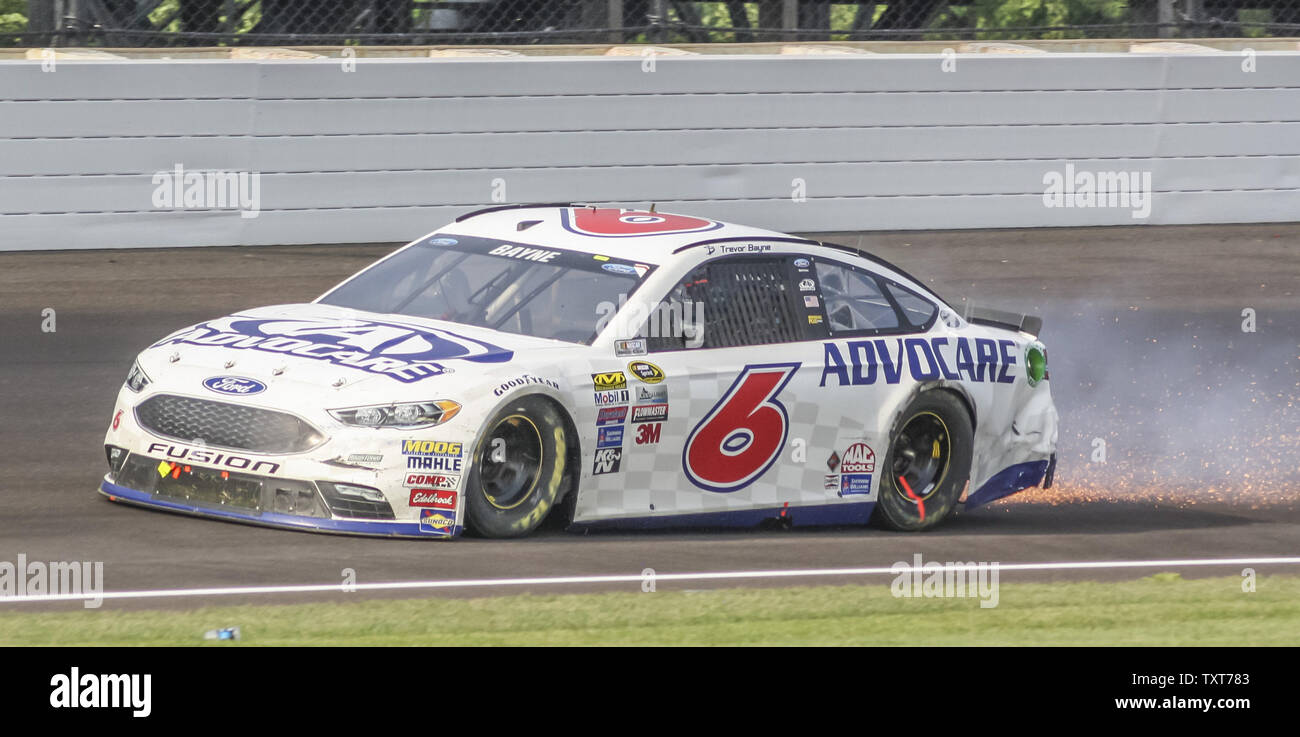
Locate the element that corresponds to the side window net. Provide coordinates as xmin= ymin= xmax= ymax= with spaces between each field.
xmin=702 ymin=260 xmax=803 ymax=349
xmin=646 ymin=258 xmax=802 ymax=351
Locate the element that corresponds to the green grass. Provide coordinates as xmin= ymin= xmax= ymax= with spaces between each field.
xmin=2 ymin=574 xmax=1297 ymax=646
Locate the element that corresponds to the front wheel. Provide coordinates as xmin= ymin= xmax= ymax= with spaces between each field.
xmin=871 ymin=390 xmax=973 ymax=532
xmin=465 ymin=396 xmax=570 ymax=538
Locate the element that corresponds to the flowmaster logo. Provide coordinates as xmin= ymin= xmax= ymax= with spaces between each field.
xmin=890 ymin=554 xmax=1000 ymax=608
xmin=0 ymin=554 xmax=103 ymax=609
xmin=151 ymin=163 xmax=261 ymax=219
xmin=50 ymin=668 xmax=151 ymax=718
xmin=1042 ymin=163 xmax=1152 ymax=219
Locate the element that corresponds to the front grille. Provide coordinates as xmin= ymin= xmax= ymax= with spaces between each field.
xmin=135 ymin=394 xmax=324 ymax=454
xmin=116 ymin=454 xmax=329 ymax=518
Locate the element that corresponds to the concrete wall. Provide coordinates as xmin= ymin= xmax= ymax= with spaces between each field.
xmin=1 ymin=52 xmax=1298 ymax=250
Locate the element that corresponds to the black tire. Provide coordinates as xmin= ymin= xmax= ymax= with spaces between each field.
xmin=871 ymin=390 xmax=973 ymax=532
xmin=465 ymin=396 xmax=571 ymax=539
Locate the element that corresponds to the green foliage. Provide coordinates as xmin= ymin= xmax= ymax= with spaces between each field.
xmin=0 ymin=0 xmax=26 ymax=34
xmin=2 ymin=575 xmax=1298 ymax=646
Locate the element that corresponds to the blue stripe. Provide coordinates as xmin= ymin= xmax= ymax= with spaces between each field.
xmin=569 ymin=500 xmax=875 ymax=531
xmin=965 ymin=460 xmax=1049 ymax=509
xmin=99 ymin=481 xmax=461 ymax=539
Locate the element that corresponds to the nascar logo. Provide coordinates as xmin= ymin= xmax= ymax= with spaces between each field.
xmin=627 ymin=361 xmax=665 ymax=384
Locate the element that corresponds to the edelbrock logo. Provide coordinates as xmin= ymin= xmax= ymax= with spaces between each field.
xmin=202 ymin=376 xmax=266 ymax=396
xmin=155 ymin=315 xmax=513 ymax=383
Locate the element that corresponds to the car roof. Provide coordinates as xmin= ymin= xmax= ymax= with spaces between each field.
xmin=433 ymin=203 xmax=953 ymax=311
xmin=437 ymin=204 xmax=798 ymax=265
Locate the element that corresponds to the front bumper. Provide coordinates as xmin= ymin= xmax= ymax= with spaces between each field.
xmin=103 ymin=380 xmax=476 ymax=538
xmin=100 ymin=478 xmax=462 ymax=538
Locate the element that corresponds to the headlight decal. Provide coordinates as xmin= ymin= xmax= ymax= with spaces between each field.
xmin=125 ymin=361 xmax=151 ymax=393
xmin=329 ymin=400 xmax=461 ymax=429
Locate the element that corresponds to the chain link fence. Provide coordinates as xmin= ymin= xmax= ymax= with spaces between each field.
xmin=2 ymin=1 xmax=1298 ymax=47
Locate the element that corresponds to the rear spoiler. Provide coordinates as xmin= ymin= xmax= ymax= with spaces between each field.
xmin=964 ymin=305 xmax=1042 ymax=338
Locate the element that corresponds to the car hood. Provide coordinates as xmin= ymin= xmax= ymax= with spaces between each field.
xmin=136 ymin=302 xmax=574 ymax=402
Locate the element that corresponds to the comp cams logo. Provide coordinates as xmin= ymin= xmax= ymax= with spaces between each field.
xmin=50 ymin=668 xmax=151 ymax=717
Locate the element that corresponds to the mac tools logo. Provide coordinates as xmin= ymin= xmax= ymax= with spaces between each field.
xmin=202 ymin=376 xmax=267 ymax=396
xmin=155 ymin=315 xmax=514 ymax=383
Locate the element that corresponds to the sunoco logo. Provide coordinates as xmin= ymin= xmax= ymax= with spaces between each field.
xmin=202 ymin=376 xmax=266 ymax=395
xmin=420 ymin=509 xmax=455 ymax=533
xmin=155 ymin=315 xmax=513 ymax=383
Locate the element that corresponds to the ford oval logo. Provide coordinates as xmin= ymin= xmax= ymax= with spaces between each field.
xmin=203 ymin=376 xmax=267 ymax=396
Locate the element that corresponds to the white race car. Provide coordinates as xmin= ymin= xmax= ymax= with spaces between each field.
xmin=101 ymin=205 xmax=1059 ymax=538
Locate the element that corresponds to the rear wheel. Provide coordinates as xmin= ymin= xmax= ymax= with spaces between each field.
xmin=871 ymin=391 xmax=973 ymax=531
xmin=465 ymin=396 xmax=569 ymax=538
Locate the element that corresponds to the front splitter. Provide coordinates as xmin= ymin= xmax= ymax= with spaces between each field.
xmin=99 ymin=479 xmax=461 ymax=539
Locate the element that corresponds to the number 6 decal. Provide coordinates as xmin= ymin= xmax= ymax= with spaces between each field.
xmin=683 ymin=363 xmax=801 ymax=493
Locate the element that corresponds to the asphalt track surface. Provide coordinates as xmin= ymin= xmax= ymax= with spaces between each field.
xmin=1 ymin=223 xmax=1298 ymax=610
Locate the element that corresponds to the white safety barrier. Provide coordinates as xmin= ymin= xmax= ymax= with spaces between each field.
xmin=1 ymin=51 xmax=1298 ymax=250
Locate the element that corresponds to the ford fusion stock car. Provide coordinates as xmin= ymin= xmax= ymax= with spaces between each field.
xmin=102 ymin=205 xmax=1059 ymax=538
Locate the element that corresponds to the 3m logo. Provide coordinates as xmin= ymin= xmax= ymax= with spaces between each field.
xmin=593 ymin=448 xmax=622 ymax=475
xmin=592 ymin=371 xmax=627 ymax=390
xmin=635 ymin=423 xmax=662 ymax=446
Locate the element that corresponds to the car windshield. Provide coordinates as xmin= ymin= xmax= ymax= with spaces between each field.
xmin=318 ymin=234 xmax=655 ymax=344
